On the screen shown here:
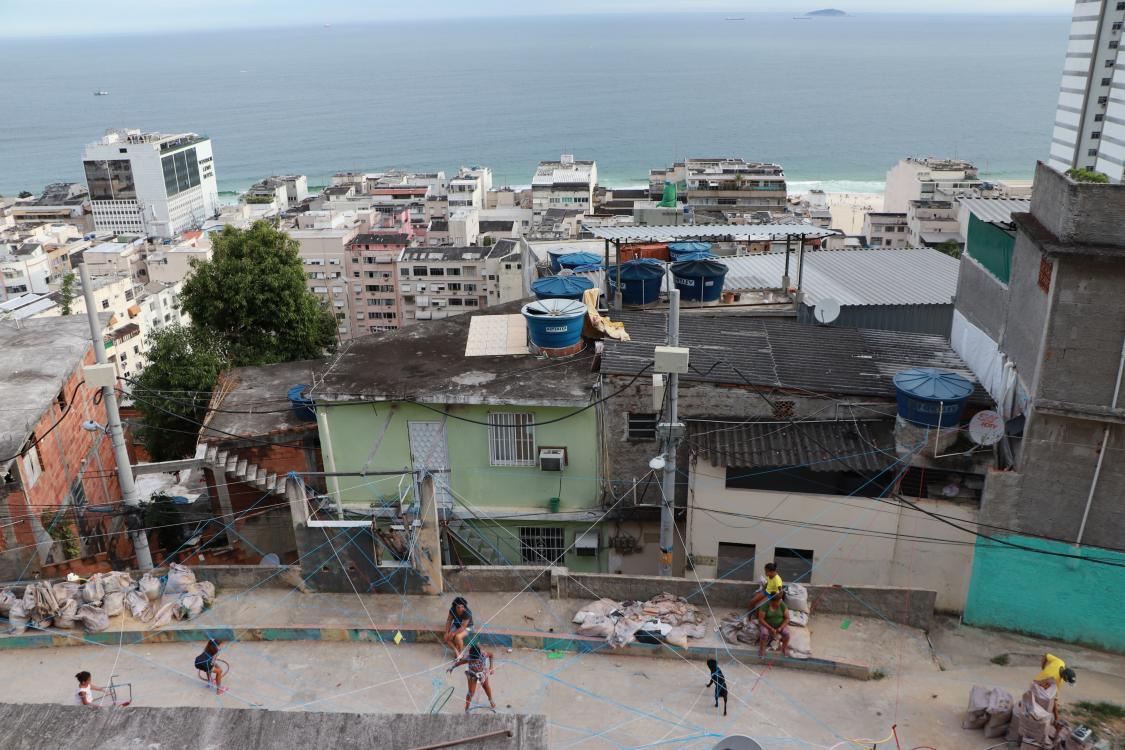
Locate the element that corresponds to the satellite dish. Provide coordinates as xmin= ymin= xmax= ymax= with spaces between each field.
xmin=813 ymin=297 xmax=841 ymax=324
xmin=714 ymin=736 xmax=765 ymax=750
xmin=968 ymin=410 xmax=1005 ymax=446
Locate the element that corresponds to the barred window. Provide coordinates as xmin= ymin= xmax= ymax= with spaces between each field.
xmin=488 ymin=412 xmax=536 ymax=466
xmin=519 ymin=526 xmax=565 ymax=565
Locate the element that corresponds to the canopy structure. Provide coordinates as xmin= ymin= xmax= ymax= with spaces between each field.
xmin=586 ymin=224 xmax=839 ymax=243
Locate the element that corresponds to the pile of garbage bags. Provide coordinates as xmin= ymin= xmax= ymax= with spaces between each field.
xmin=573 ymin=593 xmax=707 ymax=649
xmin=1 ymin=564 xmax=215 ymax=635
xmin=965 ymin=682 xmax=1074 ymax=748
xmin=717 ymin=582 xmax=813 ymax=659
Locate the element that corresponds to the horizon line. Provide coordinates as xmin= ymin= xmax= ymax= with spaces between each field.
xmin=0 ymin=9 xmax=1073 ymax=40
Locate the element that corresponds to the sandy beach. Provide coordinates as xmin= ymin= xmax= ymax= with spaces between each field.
xmin=794 ymin=191 xmax=886 ymax=236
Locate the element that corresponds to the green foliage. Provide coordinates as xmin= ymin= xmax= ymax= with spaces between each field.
xmin=58 ymin=272 xmax=77 ymax=315
xmin=1066 ymin=167 xmax=1110 ymax=184
xmin=936 ymin=240 xmax=962 ymax=259
xmin=990 ymin=654 xmax=1009 ymax=666
xmin=1075 ymin=701 xmax=1125 ymax=720
xmin=244 ymin=194 xmax=275 ymax=205
xmin=130 ymin=324 xmax=226 ymax=460
xmin=41 ymin=509 xmax=81 ymax=559
xmin=179 ymin=221 xmax=336 ymax=366
xmin=18 ymin=190 xmax=33 ymax=199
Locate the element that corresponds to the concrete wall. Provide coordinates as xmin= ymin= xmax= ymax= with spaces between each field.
xmin=964 ymin=533 xmax=1125 ymax=653
xmin=554 ymin=570 xmax=936 ymax=631
xmin=1030 ymin=162 xmax=1125 ymax=247
xmin=0 ymin=703 xmax=547 ymax=750
xmin=955 ymin=253 xmax=1010 ymax=343
xmin=687 ymin=460 xmax=978 ymax=612
xmin=998 ymin=228 xmax=1052 ymax=389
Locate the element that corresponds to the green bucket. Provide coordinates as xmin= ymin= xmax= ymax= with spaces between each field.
xmin=548 ymin=497 xmax=560 ymax=513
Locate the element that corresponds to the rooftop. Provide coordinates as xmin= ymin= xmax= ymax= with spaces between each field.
xmin=688 ymin=418 xmax=896 ymax=472
xmin=479 ymin=220 xmax=517 ymax=232
xmin=601 ymin=312 xmax=987 ymax=402
xmin=350 ymin=232 xmax=410 ymax=246
xmin=586 ymin=224 xmax=838 ymax=242
xmin=0 ymin=316 xmax=105 ymax=472
xmin=310 ymin=300 xmax=598 ymax=406
xmin=400 ymin=240 xmax=518 ymax=262
xmin=721 ymin=248 xmax=959 ymax=307
xmin=958 ymin=197 xmax=1031 ymax=227
xmin=202 ymin=359 xmax=326 ymax=441
xmin=0 ymin=292 xmax=57 ymax=320
xmin=33 ymin=183 xmax=88 ymax=206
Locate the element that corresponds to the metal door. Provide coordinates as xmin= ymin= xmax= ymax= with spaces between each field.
xmin=716 ymin=542 xmax=757 ymax=581
xmin=408 ymin=420 xmax=454 ymax=509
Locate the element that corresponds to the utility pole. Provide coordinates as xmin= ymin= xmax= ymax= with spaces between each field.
xmin=658 ymin=288 xmax=683 ymax=577
xmin=78 ymin=263 xmax=154 ymax=570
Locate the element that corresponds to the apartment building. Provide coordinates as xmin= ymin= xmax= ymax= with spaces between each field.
xmin=8 ymin=183 xmax=91 ymax=233
xmin=1048 ymin=0 xmax=1125 ymax=181
xmin=884 ymin=157 xmax=982 ymax=213
xmin=82 ymin=128 xmax=219 ymax=239
xmin=449 ymin=166 xmax=492 ymax=211
xmin=81 ymin=238 xmax=147 ymax=279
xmin=0 ymin=242 xmax=51 ymax=300
xmin=145 ymin=244 xmax=210 ymax=285
xmin=348 ymin=231 xmax=411 ymax=333
xmin=531 ymin=155 xmax=597 ymax=217
xmin=861 ymin=213 xmax=909 ymax=248
xmin=906 ymin=200 xmax=963 ymax=249
xmin=397 ymin=240 xmax=525 ymax=324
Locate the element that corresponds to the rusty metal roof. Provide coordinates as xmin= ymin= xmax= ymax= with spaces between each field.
xmin=688 ymin=419 xmax=897 ymax=472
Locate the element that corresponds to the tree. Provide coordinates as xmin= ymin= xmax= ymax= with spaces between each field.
xmin=17 ymin=190 xmax=33 ymax=199
xmin=936 ymin=240 xmax=962 ymax=260
xmin=58 ymin=272 xmax=77 ymax=315
xmin=129 ymin=325 xmax=226 ymax=461
xmin=179 ymin=221 xmax=336 ymax=366
xmin=1066 ymin=167 xmax=1109 ymax=184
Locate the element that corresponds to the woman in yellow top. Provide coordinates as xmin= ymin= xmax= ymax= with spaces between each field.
xmin=1034 ymin=653 xmax=1077 ymax=719
xmin=749 ymin=563 xmax=784 ymax=613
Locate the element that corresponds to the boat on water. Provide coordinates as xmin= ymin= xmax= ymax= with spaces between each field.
xmin=724 ymin=17 xmax=745 ymax=21
xmin=793 ymin=16 xmax=813 ymax=20
xmin=94 ymin=90 xmax=109 ymax=96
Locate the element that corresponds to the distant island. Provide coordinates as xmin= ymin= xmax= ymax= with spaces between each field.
xmin=807 ymin=9 xmax=847 ymax=16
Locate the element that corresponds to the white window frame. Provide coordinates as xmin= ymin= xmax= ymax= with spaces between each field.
xmin=488 ymin=412 xmax=536 ymax=466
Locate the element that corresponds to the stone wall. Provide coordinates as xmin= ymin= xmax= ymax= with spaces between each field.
xmin=0 ymin=703 xmax=547 ymax=750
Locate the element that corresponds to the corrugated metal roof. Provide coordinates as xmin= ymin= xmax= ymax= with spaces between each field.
xmin=688 ymin=419 xmax=896 ymax=472
xmin=586 ymin=225 xmax=839 ymax=242
xmin=721 ymin=248 xmax=959 ymax=306
xmin=602 ymin=311 xmax=989 ymax=402
xmin=958 ymin=198 xmax=1030 ymax=226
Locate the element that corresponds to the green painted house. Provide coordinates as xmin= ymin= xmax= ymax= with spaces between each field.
xmin=307 ymin=302 xmax=610 ymax=572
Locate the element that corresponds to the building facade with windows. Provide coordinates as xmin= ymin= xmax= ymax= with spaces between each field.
xmin=1048 ymin=0 xmax=1125 ymax=181
xmin=396 ymin=240 xmax=526 ymax=325
xmin=82 ymin=128 xmax=220 ymax=239
xmin=883 ymin=157 xmax=982 ymax=213
xmin=305 ymin=303 xmax=608 ymax=572
xmin=349 ymin=231 xmax=411 ymax=333
xmin=861 ymin=212 xmax=909 ymax=248
xmin=0 ymin=316 xmax=124 ymax=579
xmin=531 ymin=155 xmax=597 ymax=217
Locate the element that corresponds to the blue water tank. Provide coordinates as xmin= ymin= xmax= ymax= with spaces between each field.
xmin=674 ymin=251 xmax=717 ymax=262
xmin=670 ymin=259 xmax=728 ymax=302
xmin=613 ymin=258 xmax=666 ymax=306
xmin=531 ymin=275 xmax=595 ymax=301
xmin=287 ymin=384 xmax=316 ymax=422
xmin=522 ymin=298 xmax=587 ymax=349
xmin=572 ymin=263 xmax=605 ymax=273
xmin=892 ymin=368 xmax=973 ymax=427
xmin=668 ymin=242 xmax=713 ymax=261
xmin=547 ymin=249 xmax=569 ymax=272
xmin=557 ymin=252 xmax=603 ymax=271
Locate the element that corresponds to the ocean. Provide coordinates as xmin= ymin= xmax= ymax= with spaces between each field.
xmin=0 ymin=12 xmax=1069 ymax=196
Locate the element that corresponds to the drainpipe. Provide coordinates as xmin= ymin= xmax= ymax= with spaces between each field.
xmin=1075 ymin=335 xmax=1125 ymax=545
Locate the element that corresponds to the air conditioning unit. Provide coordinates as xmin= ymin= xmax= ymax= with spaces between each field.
xmin=539 ymin=448 xmax=566 ymax=472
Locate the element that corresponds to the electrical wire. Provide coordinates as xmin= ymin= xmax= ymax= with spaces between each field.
xmin=0 ymin=379 xmax=86 ymax=464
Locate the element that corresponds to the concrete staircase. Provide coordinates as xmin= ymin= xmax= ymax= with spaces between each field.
xmin=205 ymin=445 xmax=285 ymax=495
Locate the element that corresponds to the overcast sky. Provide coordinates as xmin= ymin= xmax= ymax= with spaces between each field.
xmin=1 ymin=0 xmax=1075 ymax=37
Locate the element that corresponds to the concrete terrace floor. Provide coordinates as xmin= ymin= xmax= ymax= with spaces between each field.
xmin=1 ymin=589 xmax=1124 ymax=748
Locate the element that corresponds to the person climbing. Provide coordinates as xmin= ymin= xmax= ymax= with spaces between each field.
xmin=443 ymin=596 xmax=473 ymax=657
xmin=756 ymin=592 xmax=791 ymax=658
xmin=705 ymin=658 xmax=728 ymax=716
xmin=749 ymin=562 xmax=784 ymax=613
xmin=74 ymin=671 xmax=106 ymax=706
xmin=448 ymin=642 xmax=496 ymax=712
xmin=195 ymin=638 xmax=227 ymax=694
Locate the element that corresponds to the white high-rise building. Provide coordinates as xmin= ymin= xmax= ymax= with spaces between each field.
xmin=82 ymin=128 xmax=220 ymax=239
xmin=1048 ymin=0 xmax=1125 ymax=182
xmin=531 ymin=154 xmax=597 ymax=217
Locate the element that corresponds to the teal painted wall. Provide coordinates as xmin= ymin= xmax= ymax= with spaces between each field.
xmin=963 ymin=535 xmax=1125 ymax=653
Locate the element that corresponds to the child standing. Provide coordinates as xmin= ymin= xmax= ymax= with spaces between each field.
xmin=74 ymin=671 xmax=105 ymax=706
xmin=449 ymin=643 xmax=496 ymax=712
xmin=194 ymin=638 xmax=228 ymax=694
